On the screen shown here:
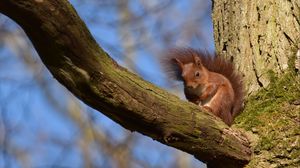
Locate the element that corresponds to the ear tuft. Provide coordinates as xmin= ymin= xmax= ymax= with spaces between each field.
xmin=193 ymin=55 xmax=202 ymax=67
xmin=172 ymin=58 xmax=184 ymax=71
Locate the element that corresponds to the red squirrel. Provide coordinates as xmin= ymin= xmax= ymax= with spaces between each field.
xmin=162 ymin=48 xmax=244 ymax=126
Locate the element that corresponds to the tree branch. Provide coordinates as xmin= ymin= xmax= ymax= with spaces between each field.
xmin=0 ymin=0 xmax=251 ymax=167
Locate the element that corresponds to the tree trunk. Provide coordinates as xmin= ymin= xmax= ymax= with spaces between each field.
xmin=0 ymin=0 xmax=251 ymax=167
xmin=213 ymin=0 xmax=300 ymax=167
xmin=212 ymin=0 xmax=300 ymax=93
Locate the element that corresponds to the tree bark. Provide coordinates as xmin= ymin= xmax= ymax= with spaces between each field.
xmin=213 ymin=0 xmax=300 ymax=167
xmin=0 ymin=0 xmax=251 ymax=167
xmin=212 ymin=0 xmax=300 ymax=93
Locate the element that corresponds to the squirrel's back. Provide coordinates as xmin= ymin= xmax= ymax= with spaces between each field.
xmin=162 ymin=48 xmax=244 ymax=118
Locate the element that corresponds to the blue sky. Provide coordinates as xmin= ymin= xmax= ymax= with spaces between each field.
xmin=0 ymin=1 xmax=213 ymax=167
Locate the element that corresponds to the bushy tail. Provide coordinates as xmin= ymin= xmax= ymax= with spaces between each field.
xmin=161 ymin=48 xmax=244 ymax=117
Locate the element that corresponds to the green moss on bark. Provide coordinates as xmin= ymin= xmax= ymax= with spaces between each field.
xmin=234 ymin=66 xmax=300 ymax=167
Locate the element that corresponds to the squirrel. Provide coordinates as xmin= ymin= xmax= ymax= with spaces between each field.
xmin=162 ymin=48 xmax=244 ymax=126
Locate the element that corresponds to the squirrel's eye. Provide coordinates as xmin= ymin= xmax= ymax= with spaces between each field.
xmin=195 ymin=71 xmax=200 ymax=77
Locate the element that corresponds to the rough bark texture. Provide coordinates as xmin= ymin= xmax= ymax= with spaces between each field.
xmin=212 ymin=0 xmax=300 ymax=94
xmin=0 ymin=0 xmax=251 ymax=167
xmin=213 ymin=0 xmax=300 ymax=167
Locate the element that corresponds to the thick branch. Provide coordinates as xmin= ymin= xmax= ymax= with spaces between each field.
xmin=0 ymin=0 xmax=251 ymax=167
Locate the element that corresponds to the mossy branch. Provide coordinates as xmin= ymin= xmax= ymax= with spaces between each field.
xmin=0 ymin=0 xmax=251 ymax=167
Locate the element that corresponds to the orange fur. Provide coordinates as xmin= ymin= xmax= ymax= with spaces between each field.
xmin=162 ymin=48 xmax=244 ymax=126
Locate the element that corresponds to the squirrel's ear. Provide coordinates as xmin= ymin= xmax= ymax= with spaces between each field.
xmin=173 ymin=58 xmax=184 ymax=70
xmin=193 ymin=55 xmax=202 ymax=67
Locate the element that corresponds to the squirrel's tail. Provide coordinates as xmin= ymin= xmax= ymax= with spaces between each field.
xmin=161 ymin=48 xmax=244 ymax=117
xmin=200 ymin=50 xmax=244 ymax=118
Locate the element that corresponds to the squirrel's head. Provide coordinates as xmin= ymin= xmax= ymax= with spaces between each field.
xmin=173 ymin=54 xmax=207 ymax=89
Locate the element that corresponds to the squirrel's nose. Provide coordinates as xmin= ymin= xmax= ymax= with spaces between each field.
xmin=186 ymin=84 xmax=195 ymax=89
xmin=186 ymin=85 xmax=193 ymax=89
